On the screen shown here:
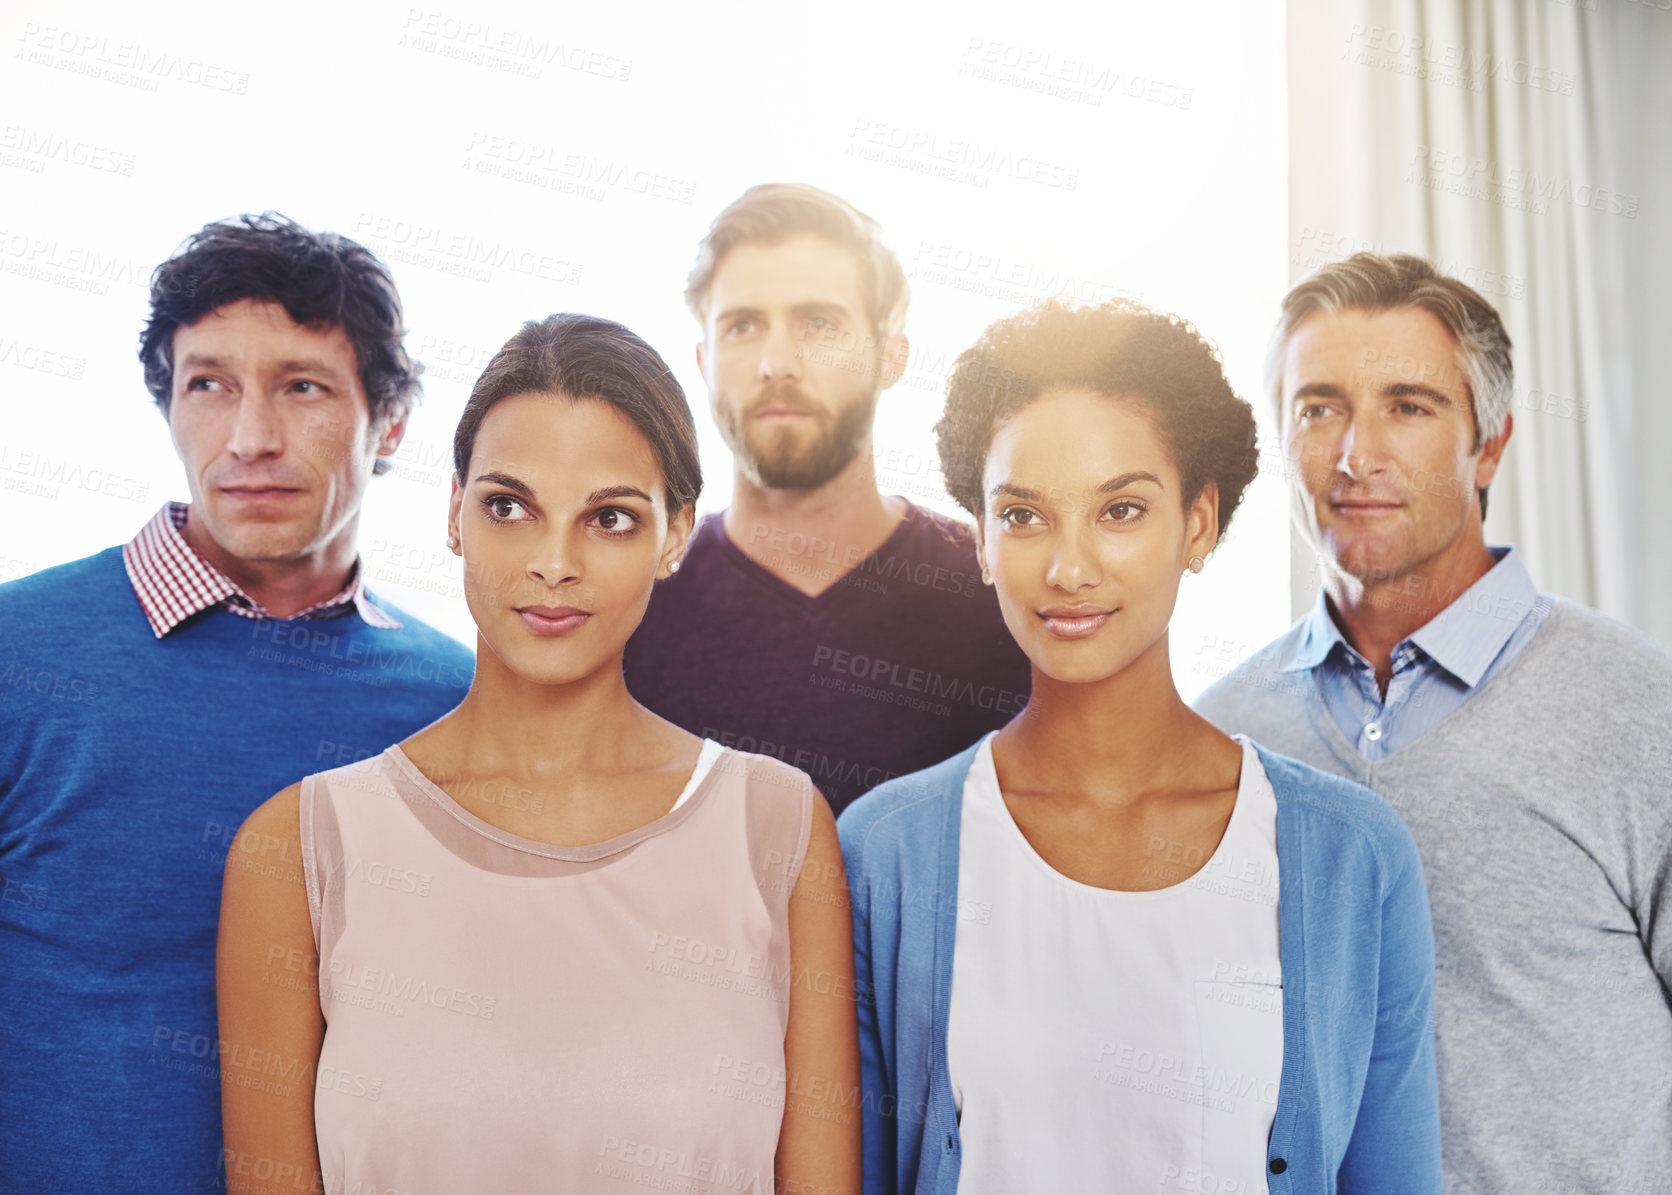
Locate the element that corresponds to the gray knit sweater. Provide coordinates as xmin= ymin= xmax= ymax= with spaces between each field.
xmin=1195 ymin=598 xmax=1672 ymax=1195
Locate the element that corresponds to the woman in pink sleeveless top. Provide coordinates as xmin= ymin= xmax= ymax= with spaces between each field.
xmin=216 ymin=314 xmax=859 ymax=1194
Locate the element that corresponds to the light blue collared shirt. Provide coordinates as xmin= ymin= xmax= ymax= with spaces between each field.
xmin=1281 ymin=546 xmax=1552 ymax=759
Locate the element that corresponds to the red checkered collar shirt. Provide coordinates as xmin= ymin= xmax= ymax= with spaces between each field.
xmin=121 ymin=501 xmax=402 ymax=639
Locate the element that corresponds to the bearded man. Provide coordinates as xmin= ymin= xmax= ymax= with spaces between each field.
xmin=623 ymin=183 xmax=1030 ymax=814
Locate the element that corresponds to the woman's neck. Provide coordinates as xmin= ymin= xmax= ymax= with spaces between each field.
xmin=995 ymin=632 xmax=1234 ymax=803
xmin=420 ymin=643 xmax=659 ymax=782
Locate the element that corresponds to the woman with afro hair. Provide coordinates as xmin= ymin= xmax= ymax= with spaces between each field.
xmin=837 ymin=298 xmax=1441 ymax=1195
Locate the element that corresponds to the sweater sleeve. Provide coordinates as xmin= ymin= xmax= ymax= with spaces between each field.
xmin=1337 ymin=827 xmax=1443 ymax=1194
xmin=1640 ymin=812 xmax=1672 ymax=1000
xmin=840 ymin=815 xmax=899 ymax=1195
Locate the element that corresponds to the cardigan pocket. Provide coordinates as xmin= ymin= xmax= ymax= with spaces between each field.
xmin=1192 ymin=979 xmax=1286 ymax=1194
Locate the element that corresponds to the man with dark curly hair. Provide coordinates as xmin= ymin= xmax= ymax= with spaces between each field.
xmin=840 ymin=296 xmax=1441 ymax=1194
xmin=624 ymin=183 xmax=1031 ymax=814
xmin=0 ymin=214 xmax=473 ymax=1191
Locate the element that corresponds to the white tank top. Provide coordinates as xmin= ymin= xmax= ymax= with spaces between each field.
xmin=947 ymin=733 xmax=1283 ymax=1193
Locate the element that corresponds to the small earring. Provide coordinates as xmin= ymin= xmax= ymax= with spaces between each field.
xmin=668 ymin=560 xmax=681 ymax=574
xmin=980 ymin=569 xmax=992 ymax=585
xmin=446 ymin=535 xmax=459 ymax=550
xmin=1188 ymin=555 xmax=1205 ymax=574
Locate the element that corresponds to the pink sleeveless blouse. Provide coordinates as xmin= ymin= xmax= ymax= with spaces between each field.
xmin=298 ymin=739 xmax=814 ymax=1193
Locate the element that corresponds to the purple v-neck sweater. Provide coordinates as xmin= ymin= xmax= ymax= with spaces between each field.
xmin=623 ymin=501 xmax=1033 ymax=814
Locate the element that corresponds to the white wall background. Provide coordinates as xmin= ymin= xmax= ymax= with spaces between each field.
xmin=0 ymin=0 xmax=1290 ymax=699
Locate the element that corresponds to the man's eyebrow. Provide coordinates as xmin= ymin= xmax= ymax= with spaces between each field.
xmin=1290 ymin=382 xmax=1345 ymax=403
xmin=714 ymin=300 xmax=856 ymax=325
xmin=175 ymin=353 xmax=348 ymax=378
xmin=1384 ymin=382 xmax=1454 ymax=407
xmin=472 ymin=471 xmax=535 ymax=498
xmin=273 ymin=358 xmax=348 ymax=377
xmin=1289 ymin=380 xmax=1457 ymax=409
xmin=788 ymin=300 xmax=853 ymax=320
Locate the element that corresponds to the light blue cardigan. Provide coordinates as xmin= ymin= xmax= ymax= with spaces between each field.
xmin=836 ymin=738 xmax=1442 ymax=1195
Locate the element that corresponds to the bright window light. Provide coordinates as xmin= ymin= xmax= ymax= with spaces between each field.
xmin=0 ymin=0 xmax=1288 ymax=699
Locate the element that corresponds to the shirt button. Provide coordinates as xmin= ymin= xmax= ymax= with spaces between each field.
xmin=1269 ymin=1158 xmax=1287 ymax=1174
xmin=1364 ymin=722 xmax=1383 ymax=741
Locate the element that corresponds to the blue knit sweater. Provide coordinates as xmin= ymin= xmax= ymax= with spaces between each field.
xmin=0 ymin=546 xmax=473 ymax=1192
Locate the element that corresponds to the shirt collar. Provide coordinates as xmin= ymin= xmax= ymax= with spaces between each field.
xmin=1281 ymin=590 xmax=1354 ymax=674
xmin=121 ymin=501 xmax=401 ymax=638
xmin=1281 ymin=546 xmax=1537 ymax=688
xmin=1405 ymin=547 xmax=1537 ymax=687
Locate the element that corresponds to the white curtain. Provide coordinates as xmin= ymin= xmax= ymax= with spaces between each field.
xmin=1284 ymin=0 xmax=1672 ymax=644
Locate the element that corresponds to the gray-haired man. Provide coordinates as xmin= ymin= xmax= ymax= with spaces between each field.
xmin=1195 ymin=252 xmax=1672 ymax=1194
